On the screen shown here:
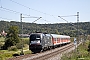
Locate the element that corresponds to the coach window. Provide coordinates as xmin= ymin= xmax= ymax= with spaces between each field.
xmin=53 ymin=38 xmax=55 ymax=41
xmin=57 ymin=38 xmax=58 ymax=40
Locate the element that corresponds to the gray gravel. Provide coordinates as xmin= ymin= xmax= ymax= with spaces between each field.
xmin=47 ymin=45 xmax=75 ymax=60
xmin=47 ymin=42 xmax=81 ymax=60
xmin=23 ymin=43 xmax=74 ymax=60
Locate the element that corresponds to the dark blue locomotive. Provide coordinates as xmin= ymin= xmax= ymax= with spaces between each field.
xmin=29 ymin=33 xmax=53 ymax=53
xmin=29 ymin=33 xmax=70 ymax=53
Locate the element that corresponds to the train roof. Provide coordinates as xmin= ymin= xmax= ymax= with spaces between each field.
xmin=30 ymin=33 xmax=70 ymax=38
xmin=51 ymin=34 xmax=70 ymax=38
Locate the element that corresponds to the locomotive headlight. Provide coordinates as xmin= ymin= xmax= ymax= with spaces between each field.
xmin=31 ymin=40 xmax=40 ymax=44
xmin=37 ymin=40 xmax=41 ymax=45
xmin=37 ymin=40 xmax=40 ymax=43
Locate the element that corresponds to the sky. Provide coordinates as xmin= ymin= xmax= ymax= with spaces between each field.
xmin=0 ymin=0 xmax=90 ymax=24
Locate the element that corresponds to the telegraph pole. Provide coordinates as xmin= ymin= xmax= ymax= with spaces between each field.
xmin=20 ymin=14 xmax=42 ymax=55
xmin=77 ymin=12 xmax=79 ymax=56
xmin=77 ymin=12 xmax=79 ymax=41
xmin=58 ymin=12 xmax=79 ymax=59
xmin=20 ymin=13 xmax=24 ymax=55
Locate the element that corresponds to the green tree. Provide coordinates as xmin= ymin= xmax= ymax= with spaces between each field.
xmin=55 ymin=29 xmax=59 ymax=34
xmin=3 ymin=26 xmax=20 ymax=49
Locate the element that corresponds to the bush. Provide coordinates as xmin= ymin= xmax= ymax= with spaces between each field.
xmin=88 ymin=42 xmax=90 ymax=52
xmin=0 ymin=35 xmax=2 ymax=37
xmin=0 ymin=43 xmax=4 ymax=50
xmin=24 ymin=44 xmax=28 ymax=47
xmin=24 ymin=50 xmax=32 ymax=54
xmin=4 ymin=53 xmax=12 ymax=58
xmin=0 ymin=55 xmax=4 ymax=60
xmin=0 ymin=53 xmax=12 ymax=60
xmin=8 ymin=46 xmax=17 ymax=51
xmin=16 ymin=43 xmax=22 ymax=49
xmin=22 ymin=38 xmax=29 ymax=45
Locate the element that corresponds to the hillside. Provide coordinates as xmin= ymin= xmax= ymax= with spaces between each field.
xmin=0 ymin=20 xmax=90 ymax=37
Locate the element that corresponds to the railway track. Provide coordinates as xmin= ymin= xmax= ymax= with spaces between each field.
xmin=8 ymin=43 xmax=74 ymax=60
xmin=23 ymin=43 xmax=74 ymax=60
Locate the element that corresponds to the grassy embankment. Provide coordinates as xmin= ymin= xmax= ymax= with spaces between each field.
xmin=61 ymin=40 xmax=90 ymax=60
xmin=0 ymin=37 xmax=31 ymax=60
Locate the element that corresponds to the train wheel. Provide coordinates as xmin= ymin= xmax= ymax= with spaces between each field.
xmin=50 ymin=46 xmax=52 ymax=49
xmin=52 ymin=46 xmax=55 ymax=49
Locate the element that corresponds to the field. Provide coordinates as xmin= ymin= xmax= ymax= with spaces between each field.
xmin=0 ymin=37 xmax=31 ymax=60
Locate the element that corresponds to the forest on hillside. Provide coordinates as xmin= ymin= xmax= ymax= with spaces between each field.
xmin=0 ymin=20 xmax=90 ymax=37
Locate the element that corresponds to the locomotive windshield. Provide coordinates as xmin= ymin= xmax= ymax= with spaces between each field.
xmin=30 ymin=34 xmax=41 ymax=41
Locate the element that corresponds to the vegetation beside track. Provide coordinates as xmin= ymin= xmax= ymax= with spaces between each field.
xmin=61 ymin=40 xmax=90 ymax=60
xmin=0 ymin=37 xmax=31 ymax=60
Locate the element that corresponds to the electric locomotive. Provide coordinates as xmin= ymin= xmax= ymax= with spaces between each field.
xmin=29 ymin=33 xmax=70 ymax=53
xmin=29 ymin=33 xmax=53 ymax=53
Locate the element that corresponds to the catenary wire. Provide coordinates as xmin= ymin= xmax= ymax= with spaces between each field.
xmin=0 ymin=16 xmax=14 ymax=20
xmin=58 ymin=16 xmax=69 ymax=23
xmin=0 ymin=6 xmax=51 ymax=23
xmin=1 ymin=0 xmax=76 ymax=24
xmin=0 ymin=6 xmax=42 ymax=18
xmin=9 ymin=0 xmax=59 ymax=19
xmin=60 ymin=15 xmax=77 ymax=17
xmin=0 ymin=6 xmax=30 ymax=16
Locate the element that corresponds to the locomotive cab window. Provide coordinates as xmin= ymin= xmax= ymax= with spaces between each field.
xmin=30 ymin=34 xmax=41 ymax=41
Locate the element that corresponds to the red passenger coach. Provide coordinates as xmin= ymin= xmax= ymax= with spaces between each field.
xmin=51 ymin=34 xmax=70 ymax=46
